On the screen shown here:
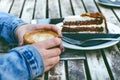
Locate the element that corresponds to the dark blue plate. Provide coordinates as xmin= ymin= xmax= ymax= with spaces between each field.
xmin=63 ymin=33 xmax=120 ymax=47
xmin=98 ymin=0 xmax=120 ymax=7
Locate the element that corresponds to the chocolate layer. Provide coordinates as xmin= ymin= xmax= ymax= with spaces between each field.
xmin=62 ymin=26 xmax=104 ymax=32
xmin=63 ymin=18 xmax=103 ymax=25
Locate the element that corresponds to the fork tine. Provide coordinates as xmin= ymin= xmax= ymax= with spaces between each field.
xmin=62 ymin=36 xmax=79 ymax=42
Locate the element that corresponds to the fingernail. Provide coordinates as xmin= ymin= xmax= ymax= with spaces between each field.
xmin=61 ymin=47 xmax=65 ymax=52
xmin=60 ymin=45 xmax=65 ymax=52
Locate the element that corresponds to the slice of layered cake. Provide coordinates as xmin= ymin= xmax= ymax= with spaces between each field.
xmin=62 ymin=12 xmax=108 ymax=33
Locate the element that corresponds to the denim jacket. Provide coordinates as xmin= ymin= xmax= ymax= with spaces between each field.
xmin=0 ymin=11 xmax=44 ymax=80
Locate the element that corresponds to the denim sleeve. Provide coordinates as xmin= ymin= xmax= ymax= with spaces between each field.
xmin=0 ymin=11 xmax=26 ymax=45
xmin=0 ymin=45 xmax=44 ymax=80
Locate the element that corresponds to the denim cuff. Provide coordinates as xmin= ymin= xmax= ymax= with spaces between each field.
xmin=8 ymin=19 xmax=26 ymax=45
xmin=9 ymin=45 xmax=44 ymax=79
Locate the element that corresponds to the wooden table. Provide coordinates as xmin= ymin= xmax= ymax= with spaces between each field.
xmin=0 ymin=0 xmax=120 ymax=80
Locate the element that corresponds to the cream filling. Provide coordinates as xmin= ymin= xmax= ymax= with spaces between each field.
xmin=64 ymin=16 xmax=96 ymax=22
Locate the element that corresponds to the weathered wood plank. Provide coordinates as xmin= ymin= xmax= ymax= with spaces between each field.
xmin=34 ymin=0 xmax=47 ymax=19
xmin=68 ymin=60 xmax=87 ymax=80
xmin=95 ymin=0 xmax=120 ymax=26
xmin=21 ymin=0 xmax=35 ymax=23
xmin=0 ymin=0 xmax=13 ymax=12
xmin=96 ymin=0 xmax=120 ymax=20
xmin=48 ymin=61 xmax=66 ymax=80
xmin=10 ymin=0 xmax=24 ymax=17
xmin=83 ymin=0 xmax=98 ymax=12
xmin=60 ymin=49 xmax=85 ymax=60
xmin=48 ymin=0 xmax=60 ymax=18
xmin=103 ymin=46 xmax=120 ymax=80
xmin=60 ymin=0 xmax=73 ymax=17
xmin=86 ymin=50 xmax=110 ymax=80
xmin=113 ymin=8 xmax=120 ymax=20
xmin=71 ymin=0 xmax=85 ymax=15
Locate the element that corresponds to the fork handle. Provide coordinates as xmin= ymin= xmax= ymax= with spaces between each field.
xmin=89 ymin=38 xmax=120 ymax=41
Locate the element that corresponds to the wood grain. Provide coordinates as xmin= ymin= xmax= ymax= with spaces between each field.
xmin=21 ymin=0 xmax=35 ymax=23
xmin=0 ymin=0 xmax=13 ymax=12
xmin=68 ymin=60 xmax=87 ymax=80
xmin=0 ymin=0 xmax=120 ymax=80
xmin=34 ymin=0 xmax=47 ymax=19
xmin=48 ymin=0 xmax=60 ymax=18
xmin=86 ymin=50 xmax=110 ymax=80
xmin=10 ymin=0 xmax=24 ymax=17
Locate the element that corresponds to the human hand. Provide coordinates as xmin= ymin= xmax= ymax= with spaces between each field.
xmin=15 ymin=24 xmax=62 ymax=46
xmin=32 ymin=38 xmax=62 ymax=72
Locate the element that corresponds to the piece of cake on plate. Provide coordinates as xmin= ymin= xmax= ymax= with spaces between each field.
xmin=62 ymin=12 xmax=108 ymax=33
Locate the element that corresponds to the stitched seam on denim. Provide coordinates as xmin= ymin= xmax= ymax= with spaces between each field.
xmin=9 ymin=50 xmax=33 ymax=78
xmin=20 ymin=49 xmax=38 ymax=79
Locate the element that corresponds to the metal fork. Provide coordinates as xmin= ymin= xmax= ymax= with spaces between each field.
xmin=62 ymin=36 xmax=120 ymax=45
